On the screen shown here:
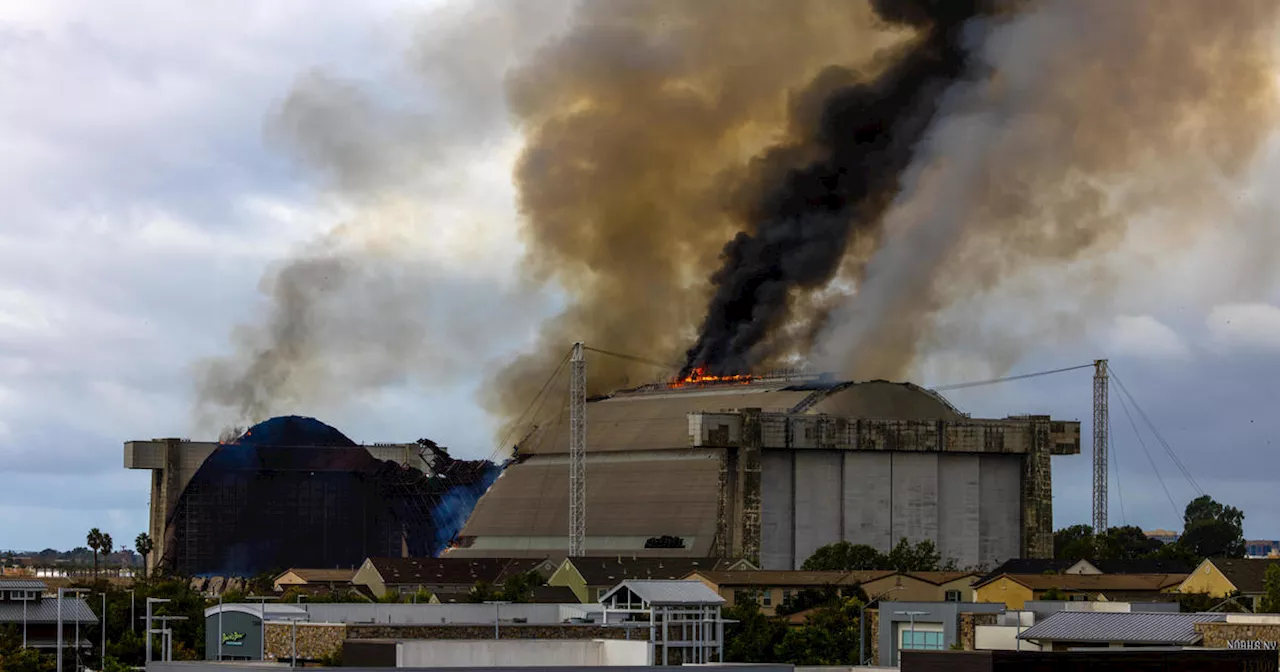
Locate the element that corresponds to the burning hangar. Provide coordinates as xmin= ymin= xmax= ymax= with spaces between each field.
xmin=123 ymin=416 xmax=499 ymax=577
xmin=452 ymin=373 xmax=1081 ymax=570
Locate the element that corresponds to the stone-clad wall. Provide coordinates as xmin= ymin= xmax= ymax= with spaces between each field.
xmin=264 ymin=622 xmax=346 ymax=661
xmin=265 ymin=622 xmax=655 ymax=661
xmin=1196 ymin=621 xmax=1280 ymax=651
xmin=958 ymin=612 xmax=998 ymax=650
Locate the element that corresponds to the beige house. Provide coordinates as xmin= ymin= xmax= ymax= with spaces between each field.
xmin=353 ymin=557 xmax=555 ymax=599
xmin=1178 ymin=557 xmax=1280 ymax=609
xmin=272 ymin=568 xmax=357 ymax=593
xmin=687 ymin=570 xmax=981 ymax=616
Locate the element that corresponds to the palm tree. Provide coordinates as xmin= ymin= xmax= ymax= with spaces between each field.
xmin=87 ymin=528 xmax=104 ymax=579
xmin=101 ymin=533 xmax=114 ymax=578
xmin=135 ymin=532 xmax=154 ymax=579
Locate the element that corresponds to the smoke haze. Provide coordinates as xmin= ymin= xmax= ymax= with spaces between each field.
xmin=193 ymin=1 xmax=569 ymax=431
xmin=818 ymin=0 xmax=1280 ymax=381
xmin=201 ymin=0 xmax=1280 ymax=442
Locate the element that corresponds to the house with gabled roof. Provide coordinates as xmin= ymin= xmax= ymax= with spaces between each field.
xmin=1178 ymin=557 xmax=1280 ymax=610
xmin=548 ymin=556 xmax=753 ymax=603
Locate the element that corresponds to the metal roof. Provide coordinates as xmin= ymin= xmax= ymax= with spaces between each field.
xmin=460 ymin=455 xmax=721 ymax=547
xmin=0 ymin=579 xmax=47 ymax=590
xmin=600 ymin=580 xmax=725 ymax=606
xmin=0 ymin=597 xmax=98 ymax=625
xmin=1017 ymin=611 xmax=1224 ymax=645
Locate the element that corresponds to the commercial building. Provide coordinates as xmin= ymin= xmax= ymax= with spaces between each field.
xmin=1144 ymin=529 xmax=1181 ymax=544
xmin=124 ymin=416 xmax=499 ymax=576
xmin=1195 ymin=613 xmax=1280 ymax=651
xmin=205 ymin=579 xmax=724 ymax=665
xmin=1247 ymin=540 xmax=1280 ymax=559
xmin=456 ymin=376 xmax=1080 ymax=570
xmin=1178 ymin=557 xmax=1280 ymax=610
xmin=1015 ymin=610 xmax=1224 ymax=650
xmin=874 ymin=600 xmax=1006 ymax=666
xmin=973 ymin=572 xmax=1186 ymax=609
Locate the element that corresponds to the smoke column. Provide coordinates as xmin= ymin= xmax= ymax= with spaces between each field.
xmin=681 ymin=0 xmax=1012 ymax=376
xmin=485 ymin=0 xmax=911 ymax=421
xmin=817 ymin=0 xmax=1280 ymax=380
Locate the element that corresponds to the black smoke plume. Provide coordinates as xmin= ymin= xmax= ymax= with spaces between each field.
xmin=682 ymin=0 xmax=1010 ymax=375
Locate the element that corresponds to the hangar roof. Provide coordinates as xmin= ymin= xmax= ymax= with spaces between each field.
xmin=519 ymin=379 xmax=964 ymax=456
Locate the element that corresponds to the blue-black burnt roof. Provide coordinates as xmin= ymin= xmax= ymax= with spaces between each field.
xmin=162 ymin=415 xmax=499 ymax=577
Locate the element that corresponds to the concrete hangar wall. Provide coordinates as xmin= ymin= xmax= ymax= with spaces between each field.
xmin=455 ymin=378 xmax=1081 ymax=570
xmin=761 ymin=450 xmax=1022 ymax=571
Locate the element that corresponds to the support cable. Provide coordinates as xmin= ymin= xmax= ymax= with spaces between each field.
xmin=1112 ymin=378 xmax=1181 ymax=517
xmin=1109 ymin=394 xmax=1126 ymax=525
xmin=581 ymin=346 xmax=679 ymax=371
xmin=1108 ymin=368 xmax=1204 ymax=497
xmin=930 ymin=363 xmax=1095 ymax=391
xmin=488 ymin=347 xmax=573 ymax=462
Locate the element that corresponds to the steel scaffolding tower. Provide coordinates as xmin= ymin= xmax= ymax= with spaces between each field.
xmin=1093 ymin=359 xmax=1109 ymax=533
xmin=569 ymin=342 xmax=587 ymax=557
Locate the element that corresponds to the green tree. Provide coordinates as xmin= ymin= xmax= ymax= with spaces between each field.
xmin=802 ymin=542 xmax=886 ymax=571
xmin=499 ymin=570 xmax=543 ymax=603
xmin=1054 ymin=524 xmax=1095 ymax=561
xmin=0 ymin=648 xmax=56 ymax=672
xmin=775 ymin=587 xmax=841 ymax=617
xmin=775 ymin=597 xmax=861 ymax=664
xmin=1096 ymin=526 xmax=1162 ymax=560
xmin=886 ymin=538 xmax=950 ymax=572
xmin=1179 ymin=495 xmax=1246 ymax=559
xmin=1040 ymin=587 xmax=1069 ymax=601
xmin=87 ymin=528 xmax=106 ymax=579
xmin=721 ymin=599 xmax=785 ymax=663
xmin=134 ymin=533 xmax=153 ymax=578
xmin=1261 ymin=564 xmax=1280 ymax=614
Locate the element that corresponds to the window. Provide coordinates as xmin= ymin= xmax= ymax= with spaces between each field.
xmin=1069 ymin=594 xmax=1088 ymax=602
xmin=761 ymin=590 xmax=772 ymax=607
xmin=733 ymin=590 xmax=751 ymax=605
xmin=900 ymin=629 xmax=945 ymax=651
xmin=781 ymin=589 xmax=793 ymax=603
xmin=944 ymin=590 xmax=961 ymax=602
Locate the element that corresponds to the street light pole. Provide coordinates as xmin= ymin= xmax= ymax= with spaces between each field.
xmin=56 ymin=589 xmax=62 ymax=672
xmin=125 ymin=589 xmax=135 ymax=633
xmin=218 ymin=593 xmax=224 ymax=661
xmin=893 ymin=610 xmax=928 ymax=666
xmin=484 ymin=601 xmax=510 ymax=641
xmin=100 ymin=592 xmax=106 ymax=669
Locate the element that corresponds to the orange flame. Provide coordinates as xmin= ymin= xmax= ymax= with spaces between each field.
xmin=669 ymin=366 xmax=752 ymax=388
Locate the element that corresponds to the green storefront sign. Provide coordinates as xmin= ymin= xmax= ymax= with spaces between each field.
xmin=222 ymin=631 xmax=246 ymax=647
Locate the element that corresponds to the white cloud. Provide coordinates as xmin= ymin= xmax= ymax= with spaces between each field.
xmin=1107 ymin=314 xmax=1191 ymax=360
xmin=1207 ymin=303 xmax=1280 ymax=351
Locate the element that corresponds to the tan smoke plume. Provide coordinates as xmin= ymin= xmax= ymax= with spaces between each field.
xmin=483 ymin=0 xmax=912 ymax=425
xmin=818 ymin=0 xmax=1280 ymax=380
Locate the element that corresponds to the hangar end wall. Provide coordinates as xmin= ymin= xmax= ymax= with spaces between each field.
xmin=759 ymin=450 xmax=1023 ymax=570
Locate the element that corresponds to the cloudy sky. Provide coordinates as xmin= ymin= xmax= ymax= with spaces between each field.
xmin=2 ymin=0 xmax=1278 ymax=552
